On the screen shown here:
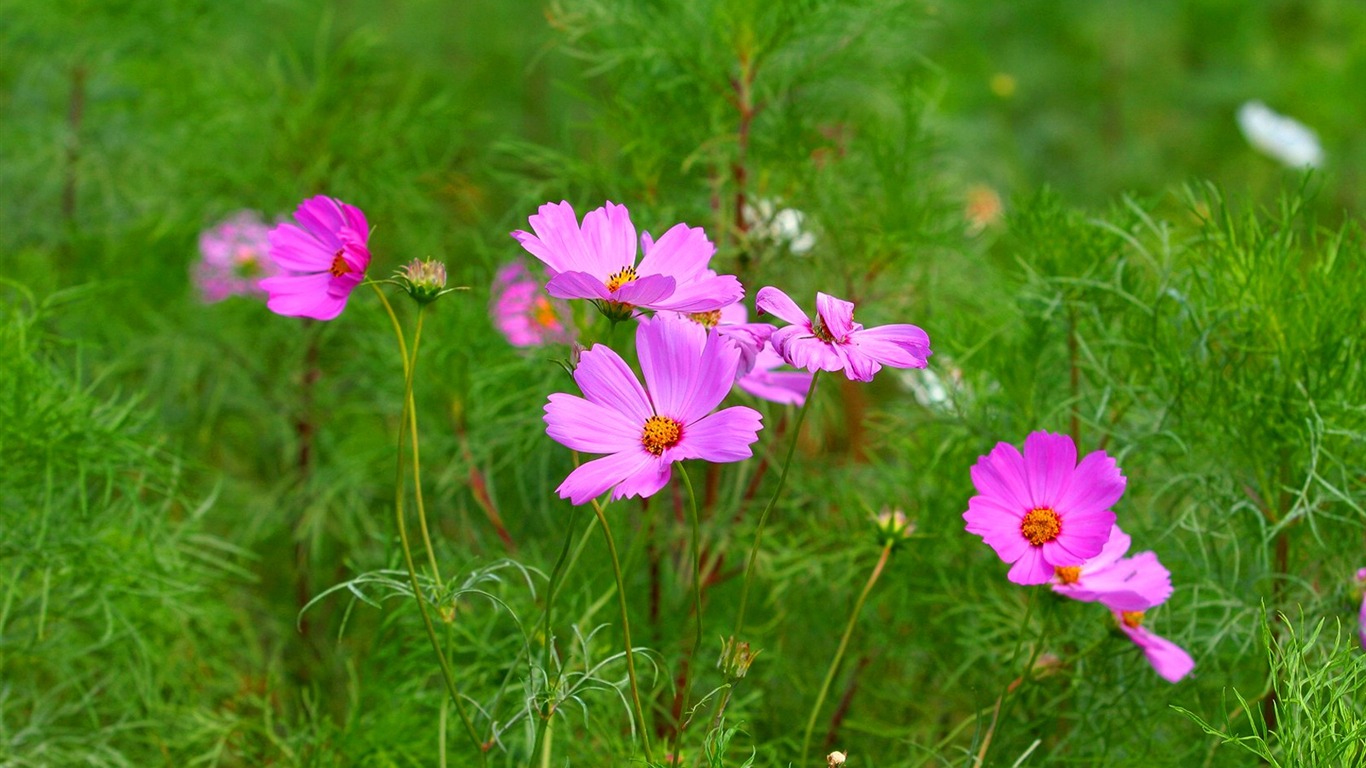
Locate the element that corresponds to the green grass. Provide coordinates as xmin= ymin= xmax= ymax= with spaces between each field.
xmin=2 ymin=1 xmax=1364 ymax=766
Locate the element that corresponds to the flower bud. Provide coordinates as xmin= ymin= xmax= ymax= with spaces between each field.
xmin=717 ymin=636 xmax=759 ymax=680
xmin=872 ymin=508 xmax=914 ymax=550
xmin=397 ymin=258 xmax=451 ymax=304
xmin=827 ymin=750 xmax=847 ymax=767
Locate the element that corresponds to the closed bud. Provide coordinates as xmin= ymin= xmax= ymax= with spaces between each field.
xmin=717 ymin=636 xmax=759 ymax=680
xmin=872 ymin=508 xmax=914 ymax=550
xmin=398 ymin=258 xmax=451 ymax=304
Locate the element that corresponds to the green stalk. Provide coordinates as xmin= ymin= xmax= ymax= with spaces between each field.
xmin=730 ymin=370 xmax=820 ymax=641
xmin=800 ymin=540 xmax=894 ymax=763
xmin=372 ymin=284 xmax=484 ymax=763
xmin=591 ymin=498 xmax=653 ymax=762
xmin=974 ymin=588 xmax=1040 ymax=767
xmin=667 ymin=463 xmax=706 ymax=761
xmin=407 ymin=307 xmax=443 ymax=584
xmin=529 ymin=506 xmax=580 ymax=768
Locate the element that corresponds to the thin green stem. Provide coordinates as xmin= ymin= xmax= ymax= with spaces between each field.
xmin=407 ymin=306 xmax=443 ymax=584
xmin=731 ymin=370 xmax=821 ymax=641
xmin=800 ymin=541 xmax=894 ymax=763
xmin=591 ymin=498 xmax=653 ymax=762
xmin=974 ymin=588 xmax=1040 ymax=767
xmin=668 ymin=463 xmax=706 ymax=761
xmin=374 ymin=284 xmax=484 ymax=764
xmin=529 ymin=506 xmax=580 ymax=768
xmin=538 ymin=710 xmax=554 ymax=768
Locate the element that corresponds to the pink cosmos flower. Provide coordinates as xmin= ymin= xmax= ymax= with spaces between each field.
xmin=512 ymin=201 xmax=743 ymax=318
xmin=738 ymin=345 xmax=814 ymax=406
xmin=1100 ymin=556 xmax=1192 ymax=684
xmin=491 ymin=262 xmax=575 ymax=347
xmin=1112 ymin=608 xmax=1195 ymax=683
xmin=754 ymin=287 xmax=931 ymax=382
xmin=543 ymin=314 xmax=763 ymax=504
xmin=259 ymin=195 xmax=372 ymax=321
xmin=194 ymin=211 xmax=280 ymax=302
xmin=1051 ymin=526 xmax=1173 ymax=611
xmin=963 ymin=431 xmax=1124 ymax=585
xmin=1355 ymin=567 xmax=1366 ymax=650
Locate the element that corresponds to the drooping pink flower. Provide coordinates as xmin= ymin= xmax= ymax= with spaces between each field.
xmin=670 ymin=303 xmax=812 ymax=405
xmin=737 ymin=345 xmax=814 ymax=406
xmin=1051 ymin=526 xmax=1173 ymax=611
xmin=491 ymin=262 xmax=575 ymax=347
xmin=1112 ymin=608 xmax=1194 ymax=683
xmin=1355 ymin=567 xmax=1366 ymax=650
xmin=194 ymin=211 xmax=280 ymax=302
xmin=755 ymin=287 xmax=931 ymax=382
xmin=1061 ymin=539 xmax=1194 ymax=683
xmin=512 ymin=201 xmax=743 ymax=319
xmin=543 ymin=314 xmax=763 ymax=504
xmin=963 ymin=431 xmax=1123 ymax=585
xmin=259 ymin=195 xmax=372 ymax=321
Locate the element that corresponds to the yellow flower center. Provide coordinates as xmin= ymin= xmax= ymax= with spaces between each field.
xmin=329 ymin=250 xmax=351 ymax=277
xmin=641 ymin=415 xmax=683 ymax=455
xmin=1054 ymin=566 xmax=1081 ymax=584
xmin=605 ymin=265 xmax=639 ymax=293
xmin=1121 ymin=610 xmax=1145 ymax=629
xmin=532 ymin=297 xmax=559 ymax=329
xmin=1019 ymin=507 xmax=1061 ymax=546
xmin=811 ymin=316 xmax=836 ymax=343
xmin=688 ymin=310 xmax=722 ymax=327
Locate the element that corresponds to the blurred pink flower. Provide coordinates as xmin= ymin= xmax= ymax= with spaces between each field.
xmin=963 ymin=432 xmax=1123 ymax=585
xmin=755 ymin=287 xmax=930 ymax=382
xmin=1356 ymin=567 xmax=1366 ymax=650
xmin=512 ymin=201 xmax=743 ymax=319
xmin=259 ymin=195 xmax=371 ymax=321
xmin=543 ymin=314 xmax=763 ymax=505
xmin=491 ymin=262 xmax=574 ymax=347
xmin=1051 ymin=526 xmax=1173 ymax=611
xmin=194 ymin=211 xmax=279 ymax=302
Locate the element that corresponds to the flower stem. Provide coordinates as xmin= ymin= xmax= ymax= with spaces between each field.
xmin=667 ymin=463 xmax=706 ymax=760
xmin=407 ymin=306 xmax=443 ymax=584
xmin=372 ymin=283 xmax=484 ymax=762
xmin=730 ymin=370 xmax=820 ymax=641
xmin=800 ymin=540 xmax=894 ymax=763
xmin=591 ymin=498 xmax=653 ymax=762
xmin=529 ymin=506 xmax=580 ymax=768
xmin=974 ymin=588 xmax=1040 ymax=767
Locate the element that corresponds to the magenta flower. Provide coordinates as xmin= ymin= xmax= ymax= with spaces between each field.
xmin=1051 ymin=526 xmax=1173 ymax=611
xmin=259 ymin=195 xmax=372 ymax=321
xmin=963 ymin=431 xmax=1124 ymax=585
xmin=491 ymin=262 xmax=575 ymax=347
xmin=754 ymin=287 xmax=931 ymax=382
xmin=543 ymin=314 xmax=763 ymax=504
xmin=512 ymin=201 xmax=743 ymax=318
xmin=194 ymin=211 xmax=280 ymax=302
xmin=738 ymin=345 xmax=814 ymax=405
xmin=1112 ymin=608 xmax=1194 ymax=683
xmin=1356 ymin=568 xmax=1366 ymax=650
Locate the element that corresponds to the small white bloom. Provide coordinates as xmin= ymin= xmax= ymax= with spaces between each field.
xmin=1236 ymin=101 xmax=1324 ymax=169
xmin=743 ymin=198 xmax=816 ymax=255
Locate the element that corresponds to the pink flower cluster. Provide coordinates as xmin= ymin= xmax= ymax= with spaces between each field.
xmin=490 ymin=262 xmax=575 ymax=347
xmin=963 ymin=431 xmax=1194 ymax=683
xmin=511 ymin=200 xmax=935 ymax=504
xmin=194 ymin=211 xmax=281 ymax=302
